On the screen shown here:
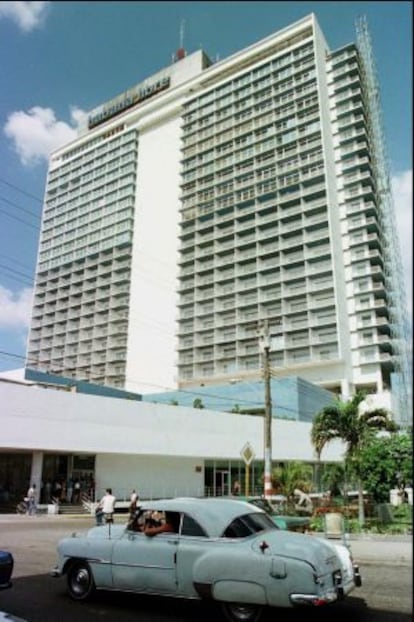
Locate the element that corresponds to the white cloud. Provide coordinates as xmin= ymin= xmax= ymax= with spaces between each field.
xmin=0 ymin=1 xmax=50 ymax=32
xmin=4 ymin=106 xmax=87 ymax=166
xmin=0 ymin=285 xmax=33 ymax=328
xmin=392 ymin=170 xmax=413 ymax=324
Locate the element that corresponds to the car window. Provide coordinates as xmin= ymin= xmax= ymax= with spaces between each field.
xmin=222 ymin=512 xmax=277 ymax=538
xmin=181 ymin=514 xmax=208 ymax=537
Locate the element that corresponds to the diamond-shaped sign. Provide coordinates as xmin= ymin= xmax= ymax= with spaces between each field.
xmin=240 ymin=442 xmax=255 ymax=465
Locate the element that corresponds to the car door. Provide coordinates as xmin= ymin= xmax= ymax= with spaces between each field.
xmin=111 ymin=529 xmax=179 ymax=594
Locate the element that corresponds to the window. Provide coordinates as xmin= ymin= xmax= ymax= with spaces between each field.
xmin=222 ymin=512 xmax=276 ymax=538
xmin=181 ymin=514 xmax=207 ymax=537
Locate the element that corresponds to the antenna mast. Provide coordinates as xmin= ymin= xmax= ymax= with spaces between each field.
xmin=175 ymin=19 xmax=186 ymax=61
xmin=180 ymin=19 xmax=185 ymax=49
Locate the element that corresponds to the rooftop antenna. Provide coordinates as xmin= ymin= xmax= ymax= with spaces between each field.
xmin=175 ymin=19 xmax=186 ymax=61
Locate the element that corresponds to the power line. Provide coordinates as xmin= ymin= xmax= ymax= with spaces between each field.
xmin=0 ymin=195 xmax=41 ymax=220
xmin=0 ymin=252 xmax=34 ymax=271
xmin=0 ymin=177 xmax=43 ymax=203
xmin=0 ymin=263 xmax=34 ymax=281
xmin=0 ymin=206 xmax=39 ymax=230
xmin=0 ymin=347 xmax=319 ymax=417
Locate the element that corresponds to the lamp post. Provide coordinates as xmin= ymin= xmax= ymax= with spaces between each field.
xmin=259 ymin=320 xmax=272 ymax=499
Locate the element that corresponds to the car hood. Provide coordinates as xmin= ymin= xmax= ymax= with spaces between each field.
xmin=252 ymin=530 xmax=345 ymax=571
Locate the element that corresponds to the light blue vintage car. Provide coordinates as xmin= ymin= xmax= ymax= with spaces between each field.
xmin=51 ymin=497 xmax=361 ymax=622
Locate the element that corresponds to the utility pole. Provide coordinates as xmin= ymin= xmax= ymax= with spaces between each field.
xmin=259 ymin=320 xmax=272 ymax=498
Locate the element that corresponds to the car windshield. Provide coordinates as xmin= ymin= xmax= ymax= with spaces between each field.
xmin=222 ymin=512 xmax=277 ymax=538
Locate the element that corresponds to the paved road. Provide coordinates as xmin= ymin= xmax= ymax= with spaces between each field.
xmin=0 ymin=514 xmax=411 ymax=622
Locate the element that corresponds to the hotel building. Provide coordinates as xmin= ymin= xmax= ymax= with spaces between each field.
xmin=25 ymin=14 xmax=411 ymax=426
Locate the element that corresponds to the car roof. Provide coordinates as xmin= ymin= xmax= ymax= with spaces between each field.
xmin=139 ymin=497 xmax=265 ymax=538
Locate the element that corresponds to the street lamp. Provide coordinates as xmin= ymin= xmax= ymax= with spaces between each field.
xmin=259 ymin=320 xmax=272 ymax=498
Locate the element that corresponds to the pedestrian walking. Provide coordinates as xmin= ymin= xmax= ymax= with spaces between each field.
xmin=27 ymin=483 xmax=37 ymax=516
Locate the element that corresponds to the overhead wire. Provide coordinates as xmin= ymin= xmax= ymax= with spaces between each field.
xmin=0 ymin=345 xmax=325 ymax=418
xmin=0 ymin=177 xmax=43 ymax=203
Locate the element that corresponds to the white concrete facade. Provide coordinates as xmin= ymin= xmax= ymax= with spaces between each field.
xmin=0 ymin=380 xmax=344 ymax=501
xmin=126 ymin=115 xmax=181 ymax=393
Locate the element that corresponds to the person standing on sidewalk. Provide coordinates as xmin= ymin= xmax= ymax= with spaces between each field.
xmin=27 ymin=483 xmax=37 ymax=516
xmin=129 ymin=489 xmax=139 ymax=514
xmin=99 ymin=488 xmax=116 ymax=524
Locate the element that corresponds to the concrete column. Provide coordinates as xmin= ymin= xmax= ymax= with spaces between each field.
xmin=29 ymin=451 xmax=44 ymax=503
xmin=341 ymin=379 xmax=352 ymax=400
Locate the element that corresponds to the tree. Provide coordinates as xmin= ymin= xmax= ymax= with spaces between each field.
xmin=320 ymin=463 xmax=346 ymax=498
xmin=311 ymin=392 xmax=397 ymax=525
xmin=192 ymin=398 xmax=204 ymax=409
xmin=359 ymin=433 xmax=412 ymax=503
xmin=271 ymin=461 xmax=313 ymax=510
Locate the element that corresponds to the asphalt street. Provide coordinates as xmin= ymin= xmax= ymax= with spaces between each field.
xmin=0 ymin=514 xmax=412 ymax=622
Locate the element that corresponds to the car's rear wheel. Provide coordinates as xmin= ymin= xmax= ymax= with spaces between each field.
xmin=222 ymin=602 xmax=263 ymax=622
xmin=67 ymin=560 xmax=95 ymax=600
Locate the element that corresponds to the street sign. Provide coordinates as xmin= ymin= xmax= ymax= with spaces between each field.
xmin=240 ymin=442 xmax=255 ymax=466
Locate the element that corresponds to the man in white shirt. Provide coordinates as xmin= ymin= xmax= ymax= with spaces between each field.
xmin=99 ymin=488 xmax=116 ymax=524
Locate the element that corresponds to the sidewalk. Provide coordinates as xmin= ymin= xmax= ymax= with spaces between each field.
xmin=347 ymin=534 xmax=412 ymax=566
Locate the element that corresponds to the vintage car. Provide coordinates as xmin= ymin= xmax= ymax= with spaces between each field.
xmin=0 ymin=551 xmax=13 ymax=590
xmin=51 ymin=497 xmax=361 ymax=622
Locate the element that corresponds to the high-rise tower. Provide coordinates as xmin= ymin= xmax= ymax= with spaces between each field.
xmin=25 ymin=14 xmax=411 ymax=426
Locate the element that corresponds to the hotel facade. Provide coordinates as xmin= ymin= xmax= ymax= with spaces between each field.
xmin=26 ymin=14 xmax=411 ymax=426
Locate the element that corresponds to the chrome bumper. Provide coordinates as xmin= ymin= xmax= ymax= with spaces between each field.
xmin=290 ymin=564 xmax=362 ymax=607
xmin=290 ymin=590 xmax=339 ymax=606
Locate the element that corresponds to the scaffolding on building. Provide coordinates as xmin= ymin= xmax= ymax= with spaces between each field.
xmin=356 ymin=16 xmax=412 ymax=429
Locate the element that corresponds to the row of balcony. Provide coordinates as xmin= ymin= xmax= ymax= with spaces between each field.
xmin=179 ymin=229 xmax=331 ymax=266
xmin=180 ymin=195 xmax=327 ymax=238
xmin=183 ymin=74 xmax=318 ymax=139
xmin=179 ymin=331 xmax=391 ymax=365
xmin=182 ymin=83 xmax=319 ymax=151
xmin=177 ymin=347 xmax=393 ymax=378
xmin=48 ymin=133 xmax=138 ymax=184
xmin=32 ymin=348 xmax=127 ymax=368
xmin=30 ymin=303 xmax=129 ymax=329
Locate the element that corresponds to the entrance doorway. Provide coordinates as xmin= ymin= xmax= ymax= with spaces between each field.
xmin=215 ymin=470 xmax=230 ymax=496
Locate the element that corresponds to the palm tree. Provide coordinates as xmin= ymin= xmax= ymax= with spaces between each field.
xmin=271 ymin=461 xmax=313 ymax=511
xmin=311 ymin=392 xmax=397 ymax=526
xmin=320 ymin=463 xmax=346 ymax=498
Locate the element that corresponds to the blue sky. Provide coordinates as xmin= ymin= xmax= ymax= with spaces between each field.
xmin=0 ymin=0 xmax=412 ymax=373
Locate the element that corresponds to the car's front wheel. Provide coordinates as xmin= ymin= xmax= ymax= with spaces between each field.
xmin=222 ymin=602 xmax=263 ymax=622
xmin=67 ymin=560 xmax=95 ymax=600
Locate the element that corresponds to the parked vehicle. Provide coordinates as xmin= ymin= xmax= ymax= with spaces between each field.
xmin=239 ymin=496 xmax=312 ymax=533
xmin=51 ymin=497 xmax=361 ymax=622
xmin=0 ymin=551 xmax=13 ymax=590
xmin=0 ymin=550 xmax=28 ymax=621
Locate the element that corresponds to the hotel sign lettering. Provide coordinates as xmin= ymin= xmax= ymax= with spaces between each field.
xmin=88 ymin=76 xmax=171 ymax=129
